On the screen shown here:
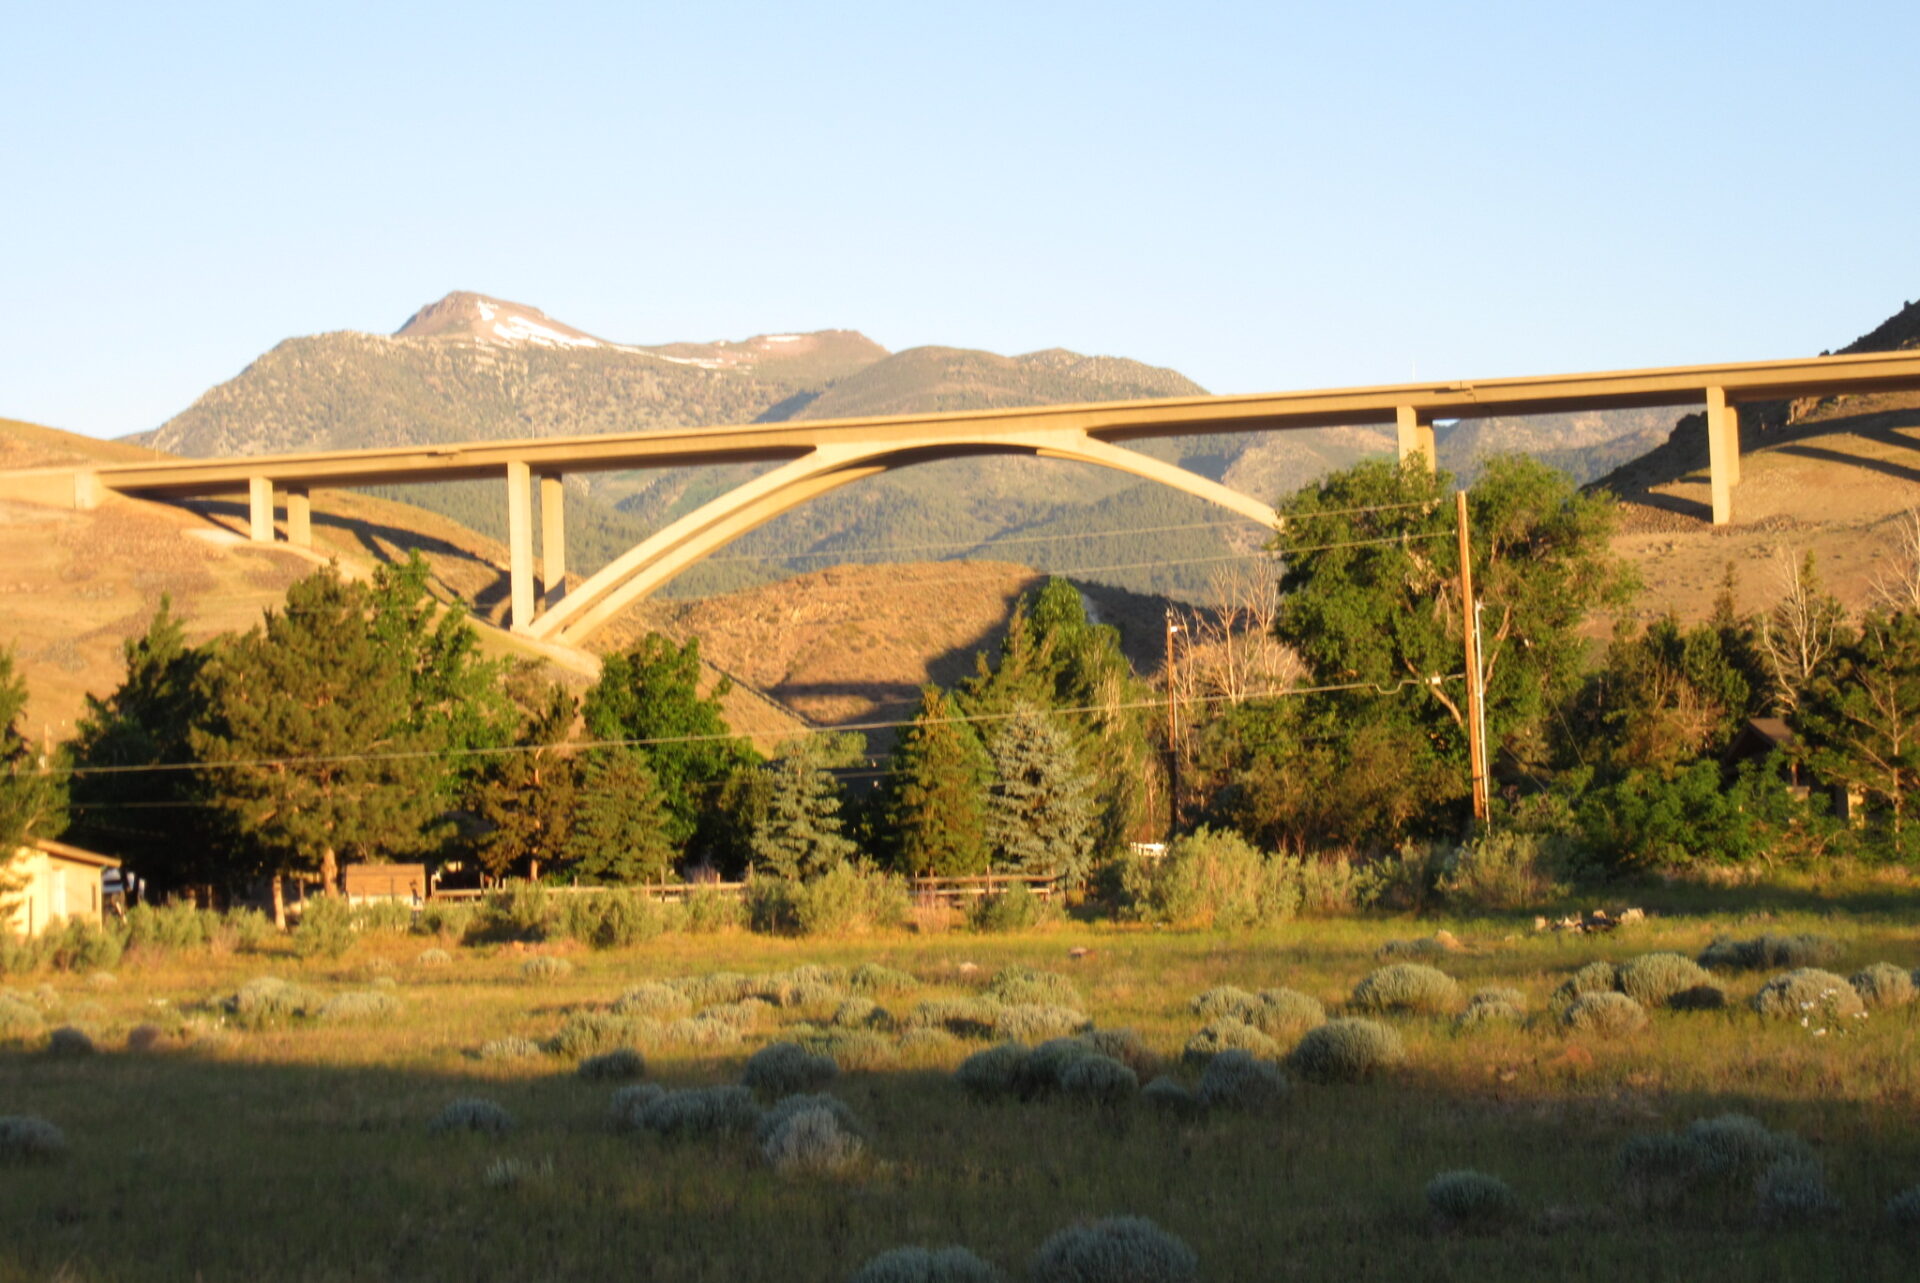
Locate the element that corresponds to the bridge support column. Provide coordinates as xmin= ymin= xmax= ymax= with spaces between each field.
xmin=506 ymin=460 xmax=536 ymax=632
xmin=248 ymin=476 xmax=274 ymax=543
xmin=1705 ymin=386 xmax=1739 ymax=526
xmin=285 ymin=486 xmax=312 ymax=548
xmin=1396 ymin=406 xmax=1436 ymax=472
xmin=539 ymin=472 xmax=567 ymax=607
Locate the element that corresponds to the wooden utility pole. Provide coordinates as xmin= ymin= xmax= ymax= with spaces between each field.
xmin=1455 ymin=490 xmax=1490 ymax=823
xmin=1164 ymin=609 xmax=1182 ymax=831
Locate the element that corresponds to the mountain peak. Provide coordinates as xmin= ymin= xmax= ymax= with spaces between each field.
xmin=395 ymin=291 xmax=607 ymax=349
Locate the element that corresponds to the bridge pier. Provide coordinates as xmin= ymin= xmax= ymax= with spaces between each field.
xmin=248 ymin=476 xmax=274 ymax=542
xmin=506 ymin=461 xmax=536 ymax=632
xmin=540 ymin=472 xmax=567 ymax=607
xmin=285 ymin=485 xmax=312 ymax=547
xmin=1395 ymin=405 xmax=1436 ymax=472
xmin=1705 ymin=386 xmax=1740 ymax=526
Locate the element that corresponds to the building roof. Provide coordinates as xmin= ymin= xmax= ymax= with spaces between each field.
xmin=23 ymin=837 xmax=122 ymax=869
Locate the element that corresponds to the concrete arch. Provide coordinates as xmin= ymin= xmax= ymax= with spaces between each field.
xmin=524 ymin=429 xmax=1280 ymax=645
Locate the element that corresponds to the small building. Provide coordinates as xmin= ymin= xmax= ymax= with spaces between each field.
xmin=341 ymin=862 xmax=428 ymax=905
xmin=3 ymin=837 xmax=122 ymax=938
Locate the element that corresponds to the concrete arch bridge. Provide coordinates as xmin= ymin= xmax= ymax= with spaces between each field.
xmin=10 ymin=349 xmax=1920 ymax=647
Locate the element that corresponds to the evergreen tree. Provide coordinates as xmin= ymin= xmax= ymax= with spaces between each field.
xmin=581 ymin=633 xmax=756 ymax=845
xmin=1 ymin=647 xmax=65 ymax=906
xmin=1798 ymin=609 xmax=1920 ymax=847
xmin=985 ymin=702 xmax=1097 ymax=885
xmin=1563 ymin=613 xmax=1767 ymax=776
xmin=368 ymin=553 xmax=515 ymax=771
xmin=565 ymin=748 xmax=675 ymax=883
xmin=192 ymin=567 xmax=459 ymax=919
xmin=63 ymin=598 xmax=218 ymax=892
xmin=750 ymin=737 xmax=858 ymax=879
xmin=886 ymin=686 xmax=992 ymax=876
xmin=468 ymin=683 xmax=579 ymax=881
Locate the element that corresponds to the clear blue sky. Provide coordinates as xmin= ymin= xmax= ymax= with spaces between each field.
xmin=3 ymin=1 xmax=1915 ymax=438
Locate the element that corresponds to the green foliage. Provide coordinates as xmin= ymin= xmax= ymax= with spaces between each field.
xmin=1849 ymin=962 xmax=1915 ymax=1009
xmin=1348 ymin=964 xmax=1461 ymax=1015
xmin=1425 ymin=1170 xmax=1519 ymax=1230
xmin=1749 ymin=969 xmax=1863 ymax=1020
xmin=762 ymin=1104 xmax=865 ymax=1174
xmin=755 ymin=1093 xmax=862 ymax=1148
xmin=1181 ymin=1020 xmax=1279 ymax=1066
xmin=45 ymin=1026 xmax=95 ymax=1057
xmin=1286 ymin=1018 xmax=1404 ymax=1083
xmin=223 ymin=976 xmax=318 ymax=1027
xmin=1191 ymin=987 xmax=1325 ymax=1038
xmin=743 ymin=1041 xmax=839 ymax=1098
xmin=992 ymin=1004 xmax=1088 ymax=1043
xmin=1562 ymin=613 xmax=1766 ymax=775
xmin=1698 ymin=932 xmax=1840 ymax=971
xmin=1616 ymin=953 xmax=1713 ymax=1007
xmin=547 ymin=1011 xmax=647 ymax=1059
xmin=576 ymin=1048 xmax=647 ymax=1081
xmin=470 ymin=883 xmax=558 ymax=943
xmin=1436 ymin=830 xmax=1573 ymax=910
xmin=564 ymin=748 xmax=675 ymax=884
xmin=1058 ymin=1054 xmax=1140 ymax=1107
xmin=886 ymin=686 xmax=993 ymax=876
xmin=847 ymin=962 xmax=916 ymax=995
xmin=627 ymin=1085 xmax=761 ymax=1141
xmin=1753 ymin=1158 xmax=1839 ymax=1226
xmin=468 ymin=682 xmax=579 ymax=881
xmin=613 ymin=983 xmax=691 ymax=1019
xmin=1142 ymin=1075 xmax=1202 ymax=1119
xmin=580 ymin=633 xmax=755 ymax=847
xmin=750 ymin=737 xmax=859 ymax=879
xmin=983 ymin=966 xmax=1080 ymax=1009
xmin=846 ymin=1245 xmax=1000 ymax=1283
xmin=428 ymin=1098 xmax=514 ymax=1136
xmin=518 ymin=955 xmax=573 ymax=983
xmin=42 ymin=919 xmax=123 ymax=974
xmin=1558 ymin=991 xmax=1647 ymax=1036
xmin=954 ymin=1043 xmax=1030 ymax=1100
xmin=1574 ymin=757 xmax=1813 ymax=872
xmin=558 ymin=890 xmax=671 ymax=950
xmin=291 ymin=895 xmax=356 ymax=960
xmin=1798 ymin=609 xmax=1920 ymax=846
xmin=751 ymin=863 xmax=911 ymax=937
xmin=315 ymin=991 xmax=400 ymax=1023
xmin=0 ymin=1116 xmax=67 ymax=1165
xmin=1196 ymin=1048 xmax=1288 ymax=1110
xmin=1028 ymin=1215 xmax=1198 ymax=1283
xmin=1130 ymin=826 xmax=1300 ymax=928
xmin=1549 ymin=961 xmax=1622 ymax=1015
xmin=966 ymin=883 xmax=1061 ymax=932
xmin=983 ymin=704 xmax=1097 ymax=885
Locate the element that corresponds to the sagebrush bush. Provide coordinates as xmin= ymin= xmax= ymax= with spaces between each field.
xmin=429 ymin=1098 xmax=514 ymax=1136
xmin=123 ymin=901 xmax=220 ymax=952
xmin=755 ymin=1092 xmax=860 ymax=1146
xmin=1668 ymin=984 xmax=1728 ymax=1011
xmin=1058 ymin=1054 xmax=1139 ymax=1108
xmin=473 ymin=884 xmax=557 ymax=943
xmin=762 ymin=1104 xmax=866 ymax=1174
xmin=46 ymin=1026 xmax=96 ymax=1057
xmin=414 ymin=947 xmax=452 ymax=967
xmin=414 ymin=902 xmax=475 ymax=941
xmin=0 ymin=992 xmax=43 ymax=1040
xmin=1190 ymin=986 xmax=1256 ymax=1021
xmin=0 ymin=1115 xmax=68 ymax=1164
xmin=1133 ymin=825 xmax=1300 ymax=928
xmin=1617 ymin=953 xmax=1712 ymax=1007
xmin=1885 ymin=1184 xmax=1920 ymax=1231
xmin=955 ymin=1043 xmax=1030 ymax=1101
xmin=290 ymin=895 xmax=356 ymax=960
xmin=560 ymin=890 xmax=670 ymax=950
xmin=968 ymin=884 xmax=1061 ymax=932
xmin=701 ymin=998 xmax=771 ymax=1030
xmin=776 ymin=864 xmax=911 ymax=936
xmin=577 ymin=1048 xmax=646 ymax=1081
xmin=519 ymin=955 xmax=573 ymax=983
xmin=1286 ymin=1019 xmax=1404 ymax=1083
xmin=1425 ymin=1169 xmax=1519 ymax=1230
xmin=1616 ymin=1132 xmax=1709 ymax=1211
xmin=1849 ymin=962 xmax=1915 ymax=1010
xmin=43 ymin=918 xmax=125 ymax=973
xmin=1754 ymin=1157 xmax=1838 ymax=1226
xmin=547 ymin=1012 xmax=649 ymax=1060
xmin=1684 ymin=1113 xmax=1810 ymax=1179
xmin=1348 ymin=963 xmax=1461 ymax=1015
xmin=613 ymin=983 xmax=693 ymax=1020
xmin=679 ymin=886 xmax=746 ymax=933
xmin=809 ymin=1029 xmax=897 ymax=1072
xmin=1698 ymin=932 xmax=1839 ymax=972
xmin=743 ymin=1041 xmax=838 ymax=1097
xmin=670 ymin=971 xmax=756 ymax=1006
xmin=1028 ymin=1215 xmax=1198 ymax=1283
xmin=1190 ymin=986 xmax=1323 ymax=1037
xmin=1750 ymin=969 xmax=1864 ymax=1021
xmin=1142 ymin=1075 xmax=1202 ymax=1119
xmin=897 ymin=1027 xmax=963 ymax=1058
xmin=661 ymin=1016 xmax=740 ymax=1047
xmin=1436 ymin=830 xmax=1571 ymax=910
xmin=1454 ymin=1000 xmax=1524 ymax=1031
xmin=606 ymin=1083 xmax=666 ymax=1132
xmin=1080 ymin=1028 xmax=1160 ymax=1079
xmin=848 ymin=962 xmax=916 ymax=995
xmin=481 ymin=1156 xmax=551 ymax=1190
xmin=904 ymin=998 xmax=1001 ymax=1040
xmin=846 ymin=1245 xmax=1000 ymax=1283
xmin=983 ymin=966 xmax=1080 ymax=1009
xmin=635 ymin=1085 xmax=761 ymax=1140
xmin=831 ymin=997 xmax=885 ymax=1029
xmin=476 ymin=1036 xmax=543 ymax=1061
xmin=1181 ymin=1020 xmax=1279 ymax=1067
xmin=315 ymin=991 xmax=400 ymax=1023
xmin=224 ymin=976 xmax=317 ymax=1026
xmin=1548 ymin=961 xmax=1621 ymax=1015
xmin=1196 ymin=1049 xmax=1288 ymax=1110
xmin=1559 ymin=991 xmax=1647 ymax=1037
xmin=993 ymin=1003 xmax=1088 ymax=1043
xmin=350 ymin=901 xmax=414 ymax=935
xmin=1014 ymin=1038 xmax=1101 ymax=1099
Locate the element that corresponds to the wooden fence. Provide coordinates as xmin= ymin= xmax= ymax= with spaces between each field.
xmin=427 ymin=873 xmax=1058 ymax=906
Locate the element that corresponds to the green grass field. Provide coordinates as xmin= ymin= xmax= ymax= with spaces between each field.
xmin=4 ymin=902 xmax=1920 ymax=1282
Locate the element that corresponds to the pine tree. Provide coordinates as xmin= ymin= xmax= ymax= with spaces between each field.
xmin=566 ymin=748 xmax=675 ymax=883
xmin=887 ymin=686 xmax=991 ymax=876
xmin=1 ymin=647 xmax=65 ymax=907
xmin=750 ymin=738 xmax=858 ymax=879
xmin=581 ymin=633 xmax=756 ymax=845
xmin=192 ymin=567 xmax=456 ymax=920
xmin=469 ymin=683 xmax=579 ymax=881
xmin=985 ymin=703 xmax=1097 ymax=885
xmin=1799 ymin=609 xmax=1920 ymax=845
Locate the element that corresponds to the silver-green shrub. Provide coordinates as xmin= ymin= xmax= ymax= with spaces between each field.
xmin=315 ymin=991 xmax=400 ymax=1023
xmin=1698 ymin=933 xmax=1840 ymax=972
xmin=661 ymin=1016 xmax=741 ymax=1048
xmin=1668 ymin=984 xmax=1728 ymax=1012
xmin=1059 ymin=1054 xmax=1139 ymax=1108
xmin=429 ymin=1098 xmax=514 ymax=1136
xmin=1189 ymin=986 xmax=1256 ymax=1021
xmin=993 ymin=1004 xmax=1088 ymax=1043
xmin=1885 ymin=1184 xmax=1920 ymax=1231
xmin=983 ymin=966 xmax=1080 ymax=1009
xmin=1348 ymin=963 xmax=1461 ymax=1015
xmin=476 ymin=1036 xmax=543 ymax=1061
xmin=606 ymin=1083 xmax=667 ymax=1132
xmin=1286 ymin=1018 xmax=1404 ymax=1083
xmin=1753 ymin=1157 xmax=1838 ymax=1226
xmin=1028 ymin=1215 xmax=1198 ymax=1283
xmin=46 ymin=1026 xmax=96 ymax=1057
xmin=755 ymin=1092 xmax=861 ymax=1147
xmin=547 ymin=1011 xmax=648 ymax=1059
xmin=832 ymin=997 xmax=885 ymax=1028
xmin=1617 ymin=953 xmax=1711 ymax=1007
xmin=848 ymin=962 xmax=917 ymax=995
xmin=1014 ymin=1038 xmax=1100 ymax=1098
xmin=632 ymin=1085 xmax=761 ymax=1140
xmin=669 ymin=971 xmax=756 ymax=1006
xmin=954 ymin=1043 xmax=1029 ymax=1100
xmin=0 ymin=1115 xmax=67 ymax=1164
xmin=1454 ymin=1000 xmax=1524 ymax=1031
xmin=1559 ymin=991 xmax=1647 ymax=1037
xmin=1849 ymin=962 xmax=1915 ymax=1010
xmin=1181 ymin=1020 xmax=1279 ymax=1067
xmin=1616 ymin=1132 xmax=1708 ymax=1211
xmin=1750 ymin=969 xmax=1864 ymax=1021
xmin=0 ymin=992 xmax=43 ymax=1040
xmin=1548 ymin=961 xmax=1620 ymax=1016
xmin=1425 ymin=1169 xmax=1519 ymax=1230
xmin=1079 ymin=1028 xmax=1160 ymax=1079
xmin=1196 ymin=1049 xmax=1287 ymax=1110
xmin=744 ymin=1041 xmax=839 ymax=1097
xmin=224 ymin=976 xmax=318 ymax=1026
xmin=809 ymin=1029 xmax=897 ymax=1071
xmin=903 ymin=998 xmax=1001 ymax=1039
xmin=1141 ymin=1076 xmax=1202 ymax=1119
xmin=1191 ymin=986 xmax=1323 ymax=1037
xmin=897 ymin=1027 xmax=962 ymax=1058
xmin=1684 ymin=1114 xmax=1810 ymax=1180
xmin=1131 ymin=825 xmax=1300 ymax=928
xmin=577 ymin=1048 xmax=646 ymax=1081
xmin=846 ymin=1245 xmax=1000 ymax=1283
xmin=762 ymin=1104 xmax=865 ymax=1174
xmin=702 ymin=999 xmax=773 ymax=1030
xmin=415 ymin=947 xmax=453 ymax=967
xmin=519 ymin=955 xmax=573 ymax=983
xmin=613 ymin=983 xmax=692 ymax=1019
